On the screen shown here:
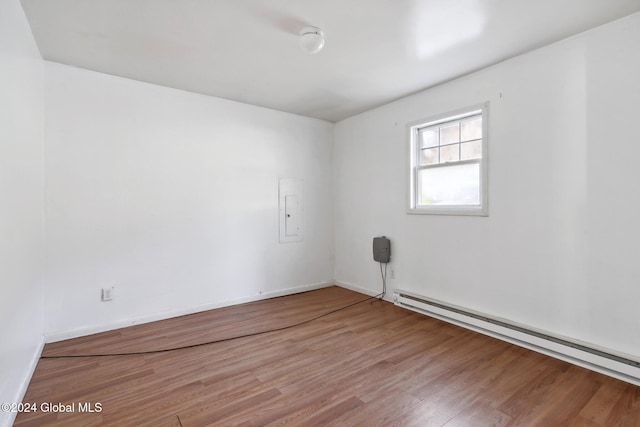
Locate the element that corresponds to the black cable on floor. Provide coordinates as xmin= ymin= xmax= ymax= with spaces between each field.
xmin=41 ymin=293 xmax=383 ymax=359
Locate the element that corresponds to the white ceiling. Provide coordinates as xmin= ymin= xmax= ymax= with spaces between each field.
xmin=20 ymin=0 xmax=640 ymax=122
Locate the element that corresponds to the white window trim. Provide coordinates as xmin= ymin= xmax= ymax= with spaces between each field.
xmin=407 ymin=102 xmax=489 ymax=216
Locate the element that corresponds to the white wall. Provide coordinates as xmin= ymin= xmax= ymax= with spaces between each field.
xmin=44 ymin=63 xmax=334 ymax=339
xmin=0 ymin=0 xmax=45 ymax=425
xmin=334 ymin=13 xmax=640 ymax=358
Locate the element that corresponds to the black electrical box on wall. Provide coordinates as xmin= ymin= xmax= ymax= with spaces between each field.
xmin=373 ymin=236 xmax=391 ymax=263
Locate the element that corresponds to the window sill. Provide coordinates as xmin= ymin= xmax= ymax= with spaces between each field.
xmin=407 ymin=206 xmax=488 ymax=217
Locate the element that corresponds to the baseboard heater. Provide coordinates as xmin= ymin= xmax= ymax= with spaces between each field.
xmin=394 ymin=290 xmax=640 ymax=386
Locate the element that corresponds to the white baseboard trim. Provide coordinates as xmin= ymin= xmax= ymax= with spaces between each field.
xmin=334 ymin=280 xmax=392 ymax=301
xmin=2 ymin=336 xmax=45 ymax=427
xmin=45 ymin=281 xmax=334 ymax=343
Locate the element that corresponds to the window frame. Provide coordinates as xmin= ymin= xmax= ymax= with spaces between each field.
xmin=407 ymin=102 xmax=489 ymax=216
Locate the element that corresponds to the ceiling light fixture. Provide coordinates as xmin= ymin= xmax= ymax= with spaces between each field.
xmin=299 ymin=26 xmax=325 ymax=54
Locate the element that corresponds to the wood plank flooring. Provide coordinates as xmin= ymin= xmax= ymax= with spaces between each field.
xmin=15 ymin=286 xmax=640 ymax=426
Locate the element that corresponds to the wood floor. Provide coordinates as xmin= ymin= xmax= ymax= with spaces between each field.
xmin=16 ymin=286 xmax=640 ymax=426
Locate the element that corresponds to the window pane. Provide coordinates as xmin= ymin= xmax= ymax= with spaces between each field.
xmin=419 ymin=129 xmax=438 ymax=148
xmin=420 ymin=148 xmax=438 ymax=165
xmin=461 ymin=140 xmax=482 ymax=160
xmin=440 ymin=123 xmax=459 ymax=145
xmin=440 ymin=144 xmax=459 ymax=163
xmin=418 ymin=163 xmax=480 ymax=206
xmin=460 ymin=117 xmax=482 ymax=141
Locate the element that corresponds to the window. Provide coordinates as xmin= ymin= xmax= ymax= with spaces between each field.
xmin=408 ymin=103 xmax=488 ymax=216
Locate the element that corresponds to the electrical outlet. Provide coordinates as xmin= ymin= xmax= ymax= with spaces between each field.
xmin=390 ymin=268 xmax=396 ymax=279
xmin=101 ymin=287 xmax=114 ymax=302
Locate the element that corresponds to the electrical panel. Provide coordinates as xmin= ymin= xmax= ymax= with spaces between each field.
xmin=373 ymin=236 xmax=391 ymax=263
xmin=279 ymin=178 xmax=303 ymax=243
xmin=284 ymin=195 xmax=300 ymax=237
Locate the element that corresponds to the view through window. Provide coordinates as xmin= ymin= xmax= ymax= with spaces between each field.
xmin=408 ymin=103 xmax=488 ymax=216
